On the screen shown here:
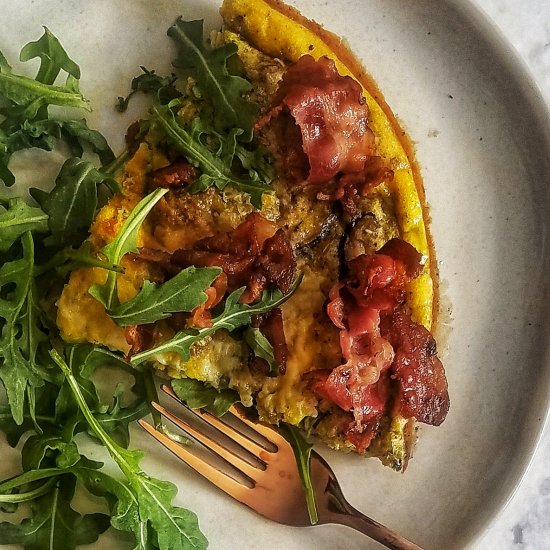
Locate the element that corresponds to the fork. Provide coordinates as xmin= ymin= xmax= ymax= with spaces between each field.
xmin=138 ymin=385 xmax=423 ymax=550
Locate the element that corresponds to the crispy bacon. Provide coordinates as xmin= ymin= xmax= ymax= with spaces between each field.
xmin=171 ymin=213 xmax=296 ymax=304
xmin=346 ymin=239 xmax=423 ymax=311
xmin=324 ymin=292 xmax=394 ymax=432
xmin=317 ymin=239 xmax=448 ymax=450
xmin=271 ymin=55 xmax=375 ymax=183
xmin=190 ymin=273 xmax=228 ymax=329
xmin=124 ymin=324 xmax=156 ymax=359
xmin=259 ymin=56 xmax=392 ymax=211
xmin=151 ymin=161 xmax=198 ymax=188
xmin=380 ymin=311 xmax=449 ymax=425
xmin=307 ymin=374 xmax=387 ymax=452
xmin=317 ymin=156 xmax=394 ymax=217
xmin=250 ymin=308 xmax=288 ymax=375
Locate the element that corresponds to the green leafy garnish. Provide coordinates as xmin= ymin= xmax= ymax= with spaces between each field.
xmin=0 ymin=197 xmax=49 ymax=252
xmin=167 ymin=18 xmax=257 ymax=140
xmin=171 ymin=378 xmax=240 ymax=417
xmin=34 ymin=241 xmax=124 ymax=278
xmin=19 ymin=27 xmax=81 ymax=86
xmin=0 ymin=475 xmax=111 ymax=550
xmin=151 ymin=104 xmax=271 ymax=208
xmin=131 ymin=275 xmax=302 ymax=365
xmin=88 ymin=187 xmax=168 ymax=310
xmin=108 ymin=265 xmax=222 ymax=326
xmin=0 ymin=232 xmax=46 ymax=425
xmin=30 ymin=157 xmax=118 ymax=247
xmin=116 ymin=66 xmax=179 ymax=112
xmin=116 ymin=18 xmax=273 ymax=207
xmin=0 ymin=23 xmax=218 ymax=550
xmin=279 ymin=424 xmax=319 ymax=525
xmin=244 ymin=327 xmax=277 ymax=374
xmin=0 ymin=28 xmax=114 ymax=186
xmin=52 ymin=350 xmax=208 ymax=550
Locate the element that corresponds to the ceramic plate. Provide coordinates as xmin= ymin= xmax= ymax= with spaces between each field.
xmin=1 ymin=1 xmax=549 ymax=549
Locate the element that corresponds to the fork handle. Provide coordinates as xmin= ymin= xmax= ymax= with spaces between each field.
xmin=324 ymin=477 xmax=423 ymax=550
xmin=330 ymin=506 xmax=424 ymax=550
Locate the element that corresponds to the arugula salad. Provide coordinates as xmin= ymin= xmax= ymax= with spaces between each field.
xmin=0 ymin=17 xmax=311 ymax=550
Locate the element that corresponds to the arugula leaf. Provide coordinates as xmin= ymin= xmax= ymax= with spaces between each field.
xmin=93 ymin=384 xmax=149 ymax=449
xmin=22 ymin=433 xmax=80 ymax=471
xmin=0 ymin=457 xmax=103 ymax=504
xmin=279 ymin=424 xmax=319 ymax=525
xmin=57 ymin=119 xmax=114 ymax=165
xmin=88 ymin=187 xmax=168 ymax=310
xmin=1 ymin=118 xmax=114 ymax=170
xmin=0 ymin=232 xmax=45 ymax=425
xmin=168 ymin=18 xmax=257 ymax=140
xmin=19 ymin=27 xmax=81 ymax=86
xmin=62 ymin=345 xmax=150 ymax=448
xmin=30 ymin=157 xmax=117 ymax=247
xmin=34 ymin=241 xmax=124 ymax=277
xmin=244 ymin=327 xmax=276 ymax=374
xmin=0 ymin=383 xmax=58 ymax=447
xmin=0 ymin=62 xmax=88 ymax=120
xmin=0 ymin=405 xmax=41 ymax=447
xmin=131 ymin=274 xmax=302 ymax=365
xmin=0 ymin=478 xmax=56 ymax=510
xmin=108 ymin=265 xmax=221 ymax=326
xmin=76 ymin=466 xmax=153 ymax=550
xmin=171 ymin=378 xmax=240 ymax=417
xmin=0 ymin=28 xmax=113 ymax=186
xmin=151 ymin=104 xmax=271 ymax=208
xmin=116 ymin=66 xmax=179 ymax=112
xmin=0 ymin=197 xmax=49 ymax=252
xmin=52 ymin=350 xmax=208 ymax=550
xmin=235 ymin=142 xmax=275 ymax=185
xmin=0 ymin=475 xmax=110 ymax=550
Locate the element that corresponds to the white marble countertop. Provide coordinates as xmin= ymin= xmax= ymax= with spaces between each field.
xmin=472 ymin=1 xmax=550 ymax=548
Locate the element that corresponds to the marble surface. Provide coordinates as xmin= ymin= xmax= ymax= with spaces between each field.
xmin=472 ymin=1 xmax=550 ymax=549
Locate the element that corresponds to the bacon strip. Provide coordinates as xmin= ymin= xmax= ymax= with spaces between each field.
xmin=190 ymin=273 xmax=228 ymax=328
xmin=124 ymin=324 xmax=156 ymax=359
xmin=151 ymin=161 xmax=198 ymax=188
xmin=318 ymin=239 xmax=448 ymax=450
xmin=381 ymin=311 xmax=449 ymax=426
xmin=171 ymin=213 xmax=296 ymax=304
xmin=272 ymin=55 xmax=375 ymax=183
xmin=259 ymin=56 xmax=393 ymax=213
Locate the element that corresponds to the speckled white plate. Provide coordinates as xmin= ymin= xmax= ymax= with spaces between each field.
xmin=1 ymin=1 xmax=549 ymax=549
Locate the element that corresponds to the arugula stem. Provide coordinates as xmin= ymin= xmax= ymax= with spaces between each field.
xmin=50 ymin=483 xmax=59 ymax=549
xmin=0 ymin=468 xmax=65 ymax=493
xmin=279 ymin=424 xmax=319 ymax=525
xmin=0 ymin=478 xmax=57 ymax=503
xmin=0 ymin=73 xmax=89 ymax=110
xmin=103 ymin=149 xmax=130 ymax=176
xmin=34 ymin=249 xmax=124 ymax=277
xmin=92 ymin=187 xmax=168 ymax=311
xmin=50 ymin=350 xmax=130 ymax=477
xmin=142 ymin=369 xmax=163 ymax=430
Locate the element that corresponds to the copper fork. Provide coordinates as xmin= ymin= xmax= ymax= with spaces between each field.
xmin=138 ymin=384 xmax=423 ymax=550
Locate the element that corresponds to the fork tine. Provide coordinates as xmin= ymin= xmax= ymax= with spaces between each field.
xmin=138 ymin=419 xmax=253 ymax=503
xmin=161 ymin=385 xmax=273 ymax=457
xmin=150 ymin=401 xmax=264 ymax=481
xmin=228 ymin=403 xmax=289 ymax=448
